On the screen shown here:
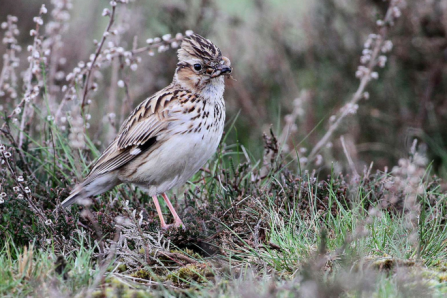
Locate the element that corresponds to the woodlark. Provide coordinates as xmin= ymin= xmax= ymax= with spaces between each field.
xmin=62 ymin=33 xmax=232 ymax=229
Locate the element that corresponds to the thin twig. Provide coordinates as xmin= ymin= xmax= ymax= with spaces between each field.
xmin=1 ymin=150 xmax=63 ymax=247
xmin=81 ymin=5 xmax=116 ymax=112
xmin=56 ymin=32 xmax=185 ymax=121
xmin=307 ymin=1 xmax=399 ymax=162
xmin=157 ymin=251 xmax=197 ymax=265
xmin=19 ymin=17 xmax=42 ymax=149
xmin=112 ymin=272 xmax=181 ymax=289
xmin=0 ymin=127 xmax=36 ymax=180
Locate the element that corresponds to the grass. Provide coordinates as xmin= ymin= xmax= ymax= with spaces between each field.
xmin=4 ymin=118 xmax=447 ymax=297
xmin=2 ymin=134 xmax=447 ymax=297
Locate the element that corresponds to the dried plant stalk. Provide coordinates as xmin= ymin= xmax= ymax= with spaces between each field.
xmin=307 ymin=0 xmax=404 ymax=163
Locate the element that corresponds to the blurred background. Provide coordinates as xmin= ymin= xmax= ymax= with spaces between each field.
xmin=1 ymin=0 xmax=447 ymax=176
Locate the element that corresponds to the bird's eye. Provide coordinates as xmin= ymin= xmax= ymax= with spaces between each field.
xmin=193 ymin=64 xmax=202 ymax=71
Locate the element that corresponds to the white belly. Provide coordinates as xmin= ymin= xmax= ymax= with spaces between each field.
xmin=119 ymin=119 xmax=224 ymax=196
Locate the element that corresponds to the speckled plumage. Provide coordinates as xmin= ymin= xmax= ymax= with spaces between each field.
xmin=62 ymin=33 xmax=232 ymax=229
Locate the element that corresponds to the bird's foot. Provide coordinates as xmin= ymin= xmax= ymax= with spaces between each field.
xmin=161 ymin=219 xmax=185 ymax=231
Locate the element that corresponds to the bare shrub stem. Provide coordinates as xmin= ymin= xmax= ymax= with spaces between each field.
xmin=308 ymin=77 xmax=368 ymax=162
xmin=19 ymin=20 xmax=42 ymax=149
xmin=307 ymin=0 xmax=402 ymax=163
xmin=81 ymin=5 xmax=116 ymax=112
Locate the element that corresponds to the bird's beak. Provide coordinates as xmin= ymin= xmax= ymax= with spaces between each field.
xmin=210 ymin=65 xmax=232 ymax=78
xmin=210 ymin=56 xmax=232 ymax=78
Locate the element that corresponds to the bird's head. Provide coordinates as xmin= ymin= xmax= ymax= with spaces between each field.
xmin=174 ymin=33 xmax=232 ymax=92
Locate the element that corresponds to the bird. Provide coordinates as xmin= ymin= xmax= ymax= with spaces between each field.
xmin=61 ymin=33 xmax=232 ymax=229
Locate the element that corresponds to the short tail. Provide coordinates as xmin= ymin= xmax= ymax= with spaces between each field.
xmin=61 ymin=173 xmax=119 ymax=208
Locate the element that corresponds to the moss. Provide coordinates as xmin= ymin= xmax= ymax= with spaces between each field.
xmin=117 ymin=263 xmax=127 ymax=273
xmin=421 ymin=269 xmax=439 ymax=280
xmin=438 ymin=273 xmax=447 ymax=282
xmin=422 ymin=269 xmax=447 ymax=283
xmin=93 ymin=277 xmax=154 ymax=298
xmin=130 ymin=269 xmax=162 ymax=281
xmin=367 ymin=257 xmax=415 ymax=271
xmin=92 ymin=287 xmax=151 ymax=298
xmin=371 ymin=258 xmax=395 ymax=271
xmin=109 ymin=276 xmax=127 ymax=287
xmin=166 ymin=263 xmax=214 ymax=284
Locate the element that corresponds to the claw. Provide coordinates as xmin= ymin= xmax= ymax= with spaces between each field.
xmin=175 ymin=219 xmax=186 ymax=230
xmin=161 ymin=220 xmax=186 ymax=230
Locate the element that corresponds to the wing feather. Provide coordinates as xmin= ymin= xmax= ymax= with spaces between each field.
xmin=116 ymin=92 xmax=176 ymax=149
xmin=85 ymin=85 xmax=187 ymax=179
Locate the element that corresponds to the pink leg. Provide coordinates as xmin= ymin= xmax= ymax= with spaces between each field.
xmin=152 ymin=195 xmax=168 ymax=229
xmin=162 ymin=193 xmax=184 ymax=228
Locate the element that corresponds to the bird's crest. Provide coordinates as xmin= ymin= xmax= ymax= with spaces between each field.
xmin=178 ymin=33 xmax=222 ymax=63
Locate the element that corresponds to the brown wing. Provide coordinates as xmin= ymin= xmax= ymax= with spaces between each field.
xmin=85 ymin=85 xmax=188 ymax=178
